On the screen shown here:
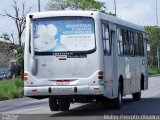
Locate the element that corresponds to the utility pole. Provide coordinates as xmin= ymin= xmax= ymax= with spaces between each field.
xmin=156 ymin=0 xmax=159 ymax=26
xmin=157 ymin=47 xmax=159 ymax=68
xmin=114 ymin=0 xmax=117 ymax=17
xmin=156 ymin=0 xmax=159 ymax=68
xmin=38 ymin=0 xmax=41 ymax=12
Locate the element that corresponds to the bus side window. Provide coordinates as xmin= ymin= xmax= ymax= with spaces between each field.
xmin=102 ymin=24 xmax=111 ymax=55
xmin=123 ymin=29 xmax=130 ymax=55
xmin=138 ymin=33 xmax=144 ymax=56
xmin=129 ymin=31 xmax=135 ymax=56
xmin=117 ymin=27 xmax=123 ymax=55
xmin=134 ymin=32 xmax=138 ymax=55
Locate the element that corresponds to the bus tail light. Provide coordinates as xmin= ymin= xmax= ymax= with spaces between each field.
xmin=56 ymin=80 xmax=70 ymax=85
xmin=98 ymin=76 xmax=103 ymax=80
xmin=94 ymin=87 xmax=99 ymax=91
xmin=32 ymin=89 xmax=37 ymax=92
xmin=98 ymin=71 xmax=103 ymax=80
xmin=98 ymin=71 xmax=103 ymax=76
xmin=24 ymin=72 xmax=28 ymax=81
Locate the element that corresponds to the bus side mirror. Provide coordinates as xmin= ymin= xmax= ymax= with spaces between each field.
xmin=30 ymin=58 xmax=38 ymax=75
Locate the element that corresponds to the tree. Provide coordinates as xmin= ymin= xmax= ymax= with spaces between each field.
xmin=0 ymin=32 xmax=24 ymax=77
xmin=0 ymin=33 xmax=10 ymax=41
xmin=0 ymin=0 xmax=31 ymax=80
xmin=0 ymin=33 xmax=16 ymax=53
xmin=46 ymin=0 xmax=70 ymax=10
xmin=68 ymin=0 xmax=106 ymax=11
xmin=46 ymin=0 xmax=109 ymax=14
xmin=0 ymin=1 xmax=31 ymax=47
xmin=145 ymin=26 xmax=160 ymax=67
xmin=0 ymin=33 xmax=15 ymax=72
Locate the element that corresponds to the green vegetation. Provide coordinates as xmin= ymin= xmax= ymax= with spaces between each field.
xmin=148 ymin=67 xmax=160 ymax=75
xmin=45 ymin=0 xmax=115 ymax=15
xmin=145 ymin=26 xmax=160 ymax=68
xmin=46 ymin=0 xmax=105 ymax=11
xmin=0 ymin=78 xmax=23 ymax=101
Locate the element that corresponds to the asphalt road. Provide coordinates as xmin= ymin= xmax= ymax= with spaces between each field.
xmin=0 ymin=76 xmax=160 ymax=120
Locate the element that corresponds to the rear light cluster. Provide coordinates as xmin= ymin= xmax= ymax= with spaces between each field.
xmin=32 ymin=89 xmax=37 ymax=92
xmin=94 ymin=87 xmax=99 ymax=90
xmin=98 ymin=71 xmax=103 ymax=80
xmin=24 ymin=72 xmax=28 ymax=81
xmin=56 ymin=80 xmax=70 ymax=85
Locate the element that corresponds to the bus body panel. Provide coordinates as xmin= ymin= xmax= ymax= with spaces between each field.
xmin=24 ymin=11 xmax=148 ymax=101
xmin=24 ymin=11 xmax=105 ymax=97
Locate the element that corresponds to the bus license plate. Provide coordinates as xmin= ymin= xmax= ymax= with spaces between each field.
xmin=56 ymin=80 xmax=70 ymax=85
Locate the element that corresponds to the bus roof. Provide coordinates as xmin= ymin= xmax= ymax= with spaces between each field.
xmin=28 ymin=10 xmax=144 ymax=32
xmin=99 ymin=12 xmax=144 ymax=32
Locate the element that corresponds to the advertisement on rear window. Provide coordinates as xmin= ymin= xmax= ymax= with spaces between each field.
xmin=33 ymin=17 xmax=95 ymax=52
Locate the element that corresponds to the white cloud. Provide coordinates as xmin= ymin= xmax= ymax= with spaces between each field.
xmin=0 ymin=16 xmax=14 ymax=33
xmin=117 ymin=1 xmax=159 ymax=26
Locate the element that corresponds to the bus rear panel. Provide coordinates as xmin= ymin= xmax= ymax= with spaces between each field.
xmin=24 ymin=11 xmax=148 ymax=111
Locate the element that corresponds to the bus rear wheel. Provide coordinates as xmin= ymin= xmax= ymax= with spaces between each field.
xmin=58 ymin=98 xmax=70 ymax=111
xmin=113 ymin=82 xmax=123 ymax=109
xmin=132 ymin=78 xmax=142 ymax=101
xmin=49 ymin=98 xmax=59 ymax=111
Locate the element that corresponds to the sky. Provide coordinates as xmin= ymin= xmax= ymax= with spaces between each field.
xmin=0 ymin=0 xmax=160 ymax=41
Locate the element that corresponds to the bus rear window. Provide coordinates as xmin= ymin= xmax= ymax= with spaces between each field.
xmin=33 ymin=17 xmax=95 ymax=53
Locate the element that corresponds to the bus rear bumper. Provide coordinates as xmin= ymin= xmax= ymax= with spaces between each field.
xmin=24 ymin=85 xmax=104 ymax=96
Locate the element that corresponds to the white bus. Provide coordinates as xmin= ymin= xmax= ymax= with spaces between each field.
xmin=24 ymin=11 xmax=148 ymax=111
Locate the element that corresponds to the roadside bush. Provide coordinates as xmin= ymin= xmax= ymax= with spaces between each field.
xmin=0 ymin=78 xmax=23 ymax=100
xmin=148 ymin=67 xmax=160 ymax=75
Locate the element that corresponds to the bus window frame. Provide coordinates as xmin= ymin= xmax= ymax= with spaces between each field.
xmin=116 ymin=25 xmax=145 ymax=57
xmin=101 ymin=22 xmax=112 ymax=56
xmin=29 ymin=16 xmax=97 ymax=56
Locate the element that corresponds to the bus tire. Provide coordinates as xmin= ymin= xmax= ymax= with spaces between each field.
xmin=58 ymin=98 xmax=70 ymax=111
xmin=132 ymin=77 xmax=142 ymax=101
xmin=49 ymin=98 xmax=59 ymax=111
xmin=132 ymin=92 xmax=141 ymax=101
xmin=113 ymin=82 xmax=123 ymax=109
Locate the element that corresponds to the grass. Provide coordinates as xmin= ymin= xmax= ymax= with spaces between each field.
xmin=0 ymin=78 xmax=23 ymax=101
xmin=148 ymin=67 xmax=160 ymax=75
